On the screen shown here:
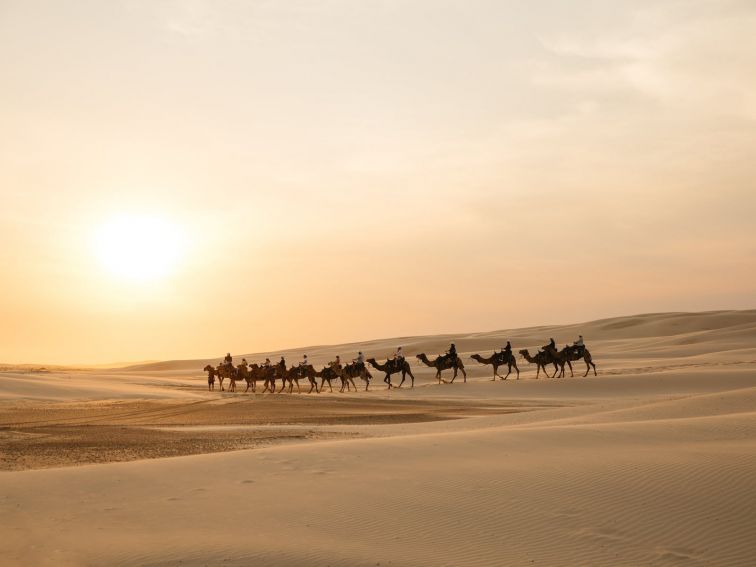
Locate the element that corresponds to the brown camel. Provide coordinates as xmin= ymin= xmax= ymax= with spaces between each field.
xmin=415 ymin=353 xmax=466 ymax=384
xmin=544 ymin=344 xmax=597 ymax=378
xmin=340 ymin=362 xmax=372 ymax=392
xmin=317 ymin=366 xmax=339 ymax=393
xmin=203 ymin=365 xmax=216 ymax=391
xmin=518 ymin=349 xmax=558 ymax=378
xmin=470 ymin=351 xmax=519 ymax=381
xmin=258 ymin=364 xmax=277 ymax=393
xmin=278 ymin=365 xmax=319 ymax=394
xmin=366 ymin=358 xmax=415 ymax=388
xmin=214 ymin=363 xmax=236 ymax=391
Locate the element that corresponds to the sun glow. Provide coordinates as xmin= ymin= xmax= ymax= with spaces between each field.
xmin=94 ymin=214 xmax=186 ymax=282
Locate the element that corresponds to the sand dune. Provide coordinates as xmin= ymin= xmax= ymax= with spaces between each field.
xmin=2 ymin=310 xmax=756 ymax=565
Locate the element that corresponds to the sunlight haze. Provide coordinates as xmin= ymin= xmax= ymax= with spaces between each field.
xmin=1 ymin=0 xmax=755 ymax=364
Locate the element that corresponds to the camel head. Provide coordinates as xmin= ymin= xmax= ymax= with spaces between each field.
xmin=203 ymin=364 xmax=213 ymax=372
xmin=519 ymin=349 xmax=529 ymax=357
xmin=415 ymin=353 xmax=428 ymax=361
xmin=470 ymin=354 xmax=483 ymax=362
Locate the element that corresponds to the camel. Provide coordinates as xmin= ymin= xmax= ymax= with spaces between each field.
xmin=214 ymin=363 xmax=236 ymax=391
xmin=367 ymin=357 xmax=415 ymax=388
xmin=518 ymin=349 xmax=558 ymax=378
xmin=416 ymin=353 xmax=466 ymax=384
xmin=340 ymin=362 xmax=372 ymax=392
xmin=470 ymin=351 xmax=519 ymax=381
xmin=317 ymin=366 xmax=339 ymax=393
xmin=258 ymin=364 xmax=277 ymax=393
xmin=203 ymin=365 xmax=216 ymax=391
xmin=278 ymin=365 xmax=319 ymax=394
xmin=544 ymin=344 xmax=597 ymax=378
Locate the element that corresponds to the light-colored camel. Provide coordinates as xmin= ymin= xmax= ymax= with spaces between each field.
xmin=470 ymin=351 xmax=519 ymax=380
xmin=367 ymin=358 xmax=415 ymax=389
xmin=203 ymin=365 xmax=216 ymax=391
xmin=544 ymin=344 xmax=597 ymax=378
xmin=518 ymin=349 xmax=558 ymax=378
xmin=415 ymin=353 xmax=467 ymax=384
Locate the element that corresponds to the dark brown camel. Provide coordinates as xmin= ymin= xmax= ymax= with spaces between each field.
xmin=470 ymin=352 xmax=519 ymax=380
xmin=203 ymin=365 xmax=216 ymax=391
xmin=416 ymin=353 xmax=467 ymax=384
xmin=317 ymin=366 xmax=338 ymax=393
xmin=367 ymin=358 xmax=415 ymax=388
xmin=518 ymin=349 xmax=558 ymax=378
xmin=544 ymin=345 xmax=597 ymax=378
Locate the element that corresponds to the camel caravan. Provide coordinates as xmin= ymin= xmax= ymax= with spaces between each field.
xmin=203 ymin=337 xmax=596 ymax=393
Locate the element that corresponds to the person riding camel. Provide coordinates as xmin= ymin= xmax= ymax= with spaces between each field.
xmin=224 ymin=352 xmax=233 ymax=368
xmin=278 ymin=356 xmax=286 ymax=373
xmin=353 ymin=351 xmax=366 ymax=371
xmin=500 ymin=341 xmax=512 ymax=361
xmin=239 ymin=358 xmax=248 ymax=370
xmin=446 ymin=343 xmax=458 ymax=367
xmin=573 ymin=335 xmax=585 ymax=356
xmin=330 ymin=355 xmax=342 ymax=370
xmin=263 ymin=357 xmax=271 ymax=368
xmin=394 ymin=346 xmax=405 ymax=370
xmin=541 ymin=338 xmax=556 ymax=353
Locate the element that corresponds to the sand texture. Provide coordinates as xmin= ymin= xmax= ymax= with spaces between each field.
xmin=1 ymin=310 xmax=756 ymax=566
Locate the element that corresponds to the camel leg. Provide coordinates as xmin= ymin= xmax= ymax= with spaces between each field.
xmin=349 ymin=377 xmax=356 ymax=391
xmin=502 ymin=365 xmax=511 ymax=380
xmin=461 ymin=367 xmax=467 ymax=383
xmin=385 ymin=374 xmax=393 ymax=389
xmin=397 ymin=372 xmax=406 ymax=388
xmin=514 ymin=362 xmax=520 ymax=380
xmin=409 ymin=369 xmax=415 ymax=388
xmin=567 ymin=361 xmax=574 ymax=377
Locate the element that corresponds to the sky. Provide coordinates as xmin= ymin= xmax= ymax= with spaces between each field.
xmin=1 ymin=0 xmax=755 ymax=364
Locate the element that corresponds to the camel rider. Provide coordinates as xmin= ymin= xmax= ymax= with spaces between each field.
xmin=573 ymin=335 xmax=585 ymax=356
xmin=263 ymin=357 xmax=271 ymax=368
xmin=500 ymin=341 xmax=512 ymax=360
xmin=394 ymin=347 xmax=405 ymax=369
xmin=278 ymin=356 xmax=286 ymax=372
xmin=224 ymin=352 xmax=233 ymax=368
xmin=446 ymin=343 xmax=458 ymax=366
xmin=240 ymin=358 xmax=248 ymax=370
xmin=541 ymin=338 xmax=556 ymax=353
xmin=330 ymin=355 xmax=342 ymax=370
xmin=300 ymin=354 xmax=309 ymax=367
xmin=354 ymin=351 xmax=366 ymax=371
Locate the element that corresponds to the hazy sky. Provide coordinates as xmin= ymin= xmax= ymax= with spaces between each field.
xmin=1 ymin=0 xmax=755 ymax=364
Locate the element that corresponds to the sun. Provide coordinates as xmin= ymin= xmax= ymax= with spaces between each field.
xmin=94 ymin=214 xmax=186 ymax=282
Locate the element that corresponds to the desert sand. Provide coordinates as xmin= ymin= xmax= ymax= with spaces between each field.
xmin=2 ymin=310 xmax=756 ymax=566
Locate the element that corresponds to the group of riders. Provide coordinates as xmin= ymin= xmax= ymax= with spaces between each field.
xmin=205 ymin=333 xmax=588 ymax=392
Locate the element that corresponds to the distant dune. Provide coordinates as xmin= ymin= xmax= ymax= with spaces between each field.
xmin=122 ymin=309 xmax=756 ymax=372
xmin=2 ymin=309 xmax=756 ymax=566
